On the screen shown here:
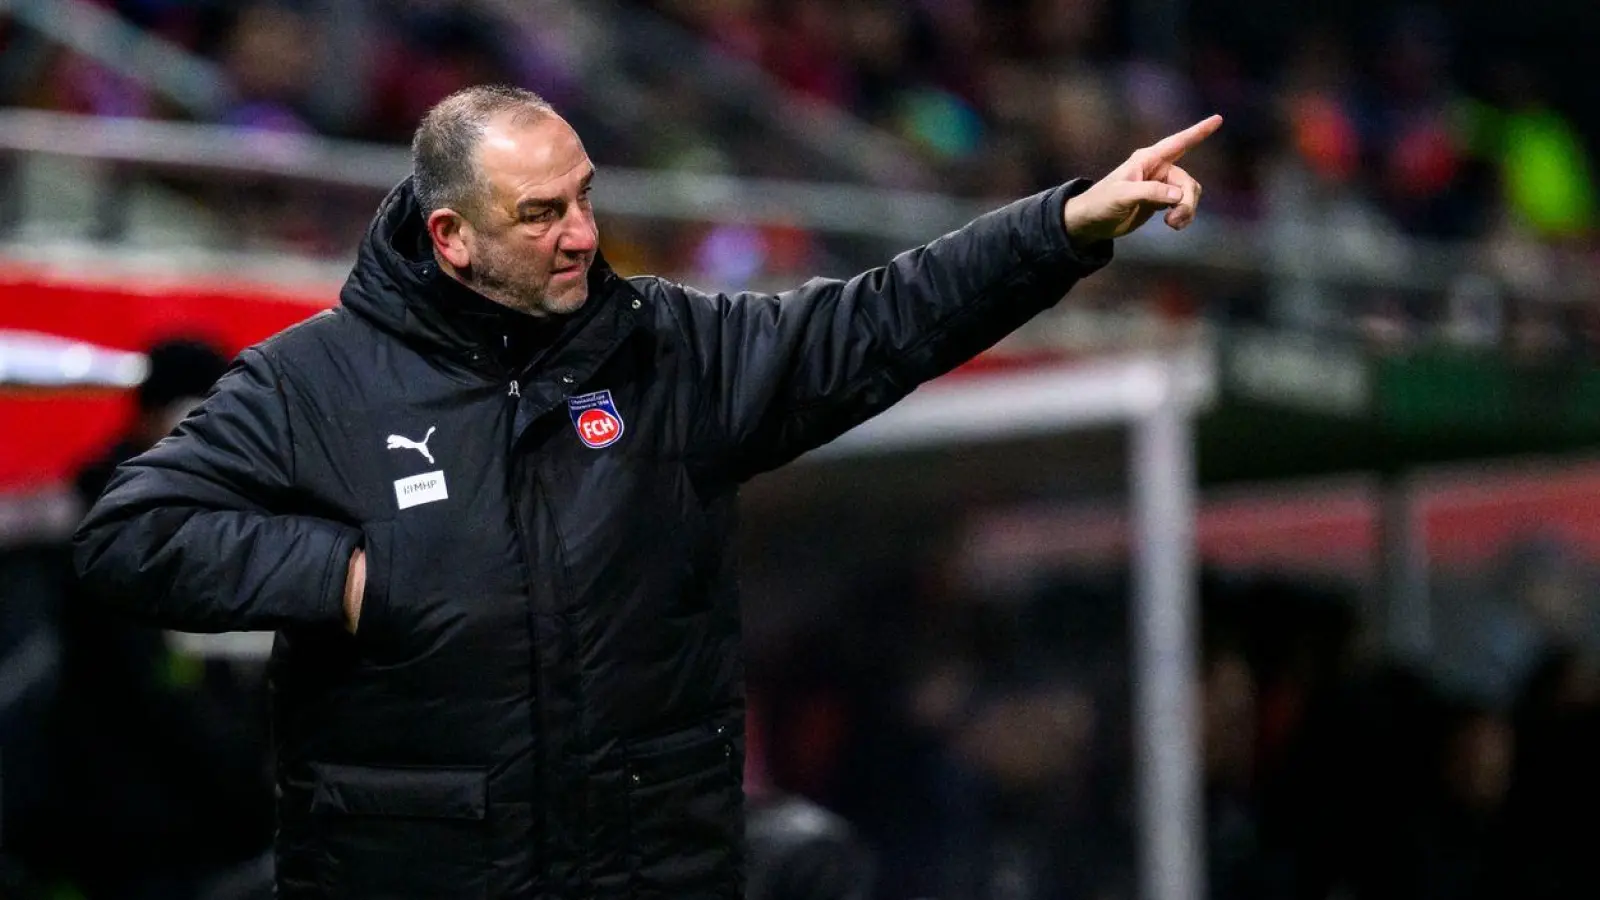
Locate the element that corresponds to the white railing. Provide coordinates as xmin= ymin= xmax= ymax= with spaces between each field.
xmin=0 ymin=108 xmax=1534 ymax=298
xmin=0 ymin=0 xmax=236 ymax=116
xmin=1 ymin=0 xmax=926 ymax=185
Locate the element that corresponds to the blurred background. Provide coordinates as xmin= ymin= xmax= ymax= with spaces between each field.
xmin=4 ymin=0 xmax=1600 ymax=898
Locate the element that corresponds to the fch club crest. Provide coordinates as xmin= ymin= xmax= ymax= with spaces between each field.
xmin=567 ymin=389 xmax=625 ymax=449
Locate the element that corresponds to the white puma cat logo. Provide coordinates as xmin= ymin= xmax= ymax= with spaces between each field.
xmin=386 ymin=426 xmax=437 ymax=464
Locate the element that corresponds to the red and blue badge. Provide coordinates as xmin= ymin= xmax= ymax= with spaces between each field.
xmin=567 ymin=389 xmax=625 ymax=449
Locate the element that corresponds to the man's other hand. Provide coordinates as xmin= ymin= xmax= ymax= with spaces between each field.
xmin=345 ymin=548 xmax=366 ymax=633
xmin=1063 ymin=114 xmax=1223 ymax=243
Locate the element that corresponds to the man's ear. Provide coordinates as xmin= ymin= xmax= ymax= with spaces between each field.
xmin=427 ymin=208 xmax=473 ymax=270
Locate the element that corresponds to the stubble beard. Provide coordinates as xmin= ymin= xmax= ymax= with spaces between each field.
xmin=463 ymin=254 xmax=548 ymax=318
xmin=465 ymin=251 xmax=588 ymax=318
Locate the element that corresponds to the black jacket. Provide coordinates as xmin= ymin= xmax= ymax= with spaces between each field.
xmin=72 ymin=177 xmax=1110 ymax=898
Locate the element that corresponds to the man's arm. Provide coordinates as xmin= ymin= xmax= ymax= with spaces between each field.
xmin=658 ymin=115 xmax=1219 ymax=482
xmin=661 ymin=181 xmax=1111 ymax=481
xmin=72 ymin=347 xmax=363 ymax=633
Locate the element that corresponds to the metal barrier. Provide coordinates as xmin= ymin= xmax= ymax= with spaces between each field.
xmin=0 ymin=108 xmax=1506 ymax=294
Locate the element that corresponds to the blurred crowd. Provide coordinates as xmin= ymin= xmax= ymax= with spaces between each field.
xmin=648 ymin=0 xmax=1595 ymax=238
xmin=15 ymin=0 xmax=1593 ymax=239
xmin=641 ymin=0 xmax=1600 ymax=356
xmin=741 ymin=519 xmax=1600 ymax=900
xmin=3 ymin=0 xmax=1600 ymax=357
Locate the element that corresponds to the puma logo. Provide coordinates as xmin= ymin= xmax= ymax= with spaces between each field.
xmin=386 ymin=426 xmax=437 ymax=464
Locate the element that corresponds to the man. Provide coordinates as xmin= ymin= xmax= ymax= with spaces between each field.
xmin=51 ymin=339 xmax=276 ymax=900
xmin=746 ymin=792 xmax=876 ymax=900
xmin=73 ymin=84 xmax=1218 ymax=898
xmin=74 ymin=338 xmax=232 ymax=504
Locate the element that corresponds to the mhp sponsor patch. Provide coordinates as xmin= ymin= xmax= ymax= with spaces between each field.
xmin=567 ymin=389 xmax=625 ymax=449
xmin=394 ymin=470 xmax=448 ymax=510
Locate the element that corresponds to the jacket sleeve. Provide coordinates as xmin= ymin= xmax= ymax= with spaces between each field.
xmin=658 ymin=181 xmax=1113 ymax=481
xmin=72 ymin=346 xmax=361 ymax=633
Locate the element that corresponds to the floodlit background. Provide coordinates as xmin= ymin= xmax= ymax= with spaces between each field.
xmin=4 ymin=1 xmax=1600 ymax=899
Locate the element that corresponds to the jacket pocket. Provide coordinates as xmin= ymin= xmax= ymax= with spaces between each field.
xmin=310 ymin=762 xmax=489 ymax=900
xmin=354 ymin=521 xmax=395 ymax=644
xmin=623 ymin=721 xmax=744 ymax=898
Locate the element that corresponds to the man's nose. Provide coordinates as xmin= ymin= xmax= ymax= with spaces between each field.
xmin=560 ymin=209 xmax=598 ymax=253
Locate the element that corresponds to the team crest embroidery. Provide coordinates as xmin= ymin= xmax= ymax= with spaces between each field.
xmin=567 ymin=389 xmax=625 ymax=449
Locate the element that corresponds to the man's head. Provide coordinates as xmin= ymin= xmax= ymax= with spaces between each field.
xmin=412 ymin=85 xmax=599 ymax=318
xmin=136 ymin=338 xmax=230 ymax=448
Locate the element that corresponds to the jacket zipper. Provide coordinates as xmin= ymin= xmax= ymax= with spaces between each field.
xmin=500 ymin=372 xmax=546 ymax=877
xmin=499 ymin=372 xmax=592 ymax=892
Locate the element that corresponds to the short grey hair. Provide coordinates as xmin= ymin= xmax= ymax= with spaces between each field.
xmin=411 ymin=84 xmax=556 ymax=220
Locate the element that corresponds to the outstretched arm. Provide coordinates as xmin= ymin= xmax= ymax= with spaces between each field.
xmin=656 ymin=116 xmax=1222 ymax=482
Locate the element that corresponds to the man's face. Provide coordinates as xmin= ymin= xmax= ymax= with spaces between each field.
xmin=450 ymin=112 xmax=599 ymax=317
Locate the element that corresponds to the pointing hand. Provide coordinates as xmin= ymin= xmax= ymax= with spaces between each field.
xmin=1063 ymin=115 xmax=1223 ymax=243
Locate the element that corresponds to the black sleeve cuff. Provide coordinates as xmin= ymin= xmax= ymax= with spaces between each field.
xmin=1048 ymin=178 xmax=1115 ymax=271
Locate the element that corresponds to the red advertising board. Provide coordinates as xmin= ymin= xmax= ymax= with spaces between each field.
xmin=0 ymin=264 xmax=336 ymax=490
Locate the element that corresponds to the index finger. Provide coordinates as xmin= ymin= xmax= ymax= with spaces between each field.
xmin=1147 ymin=114 xmax=1223 ymax=164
